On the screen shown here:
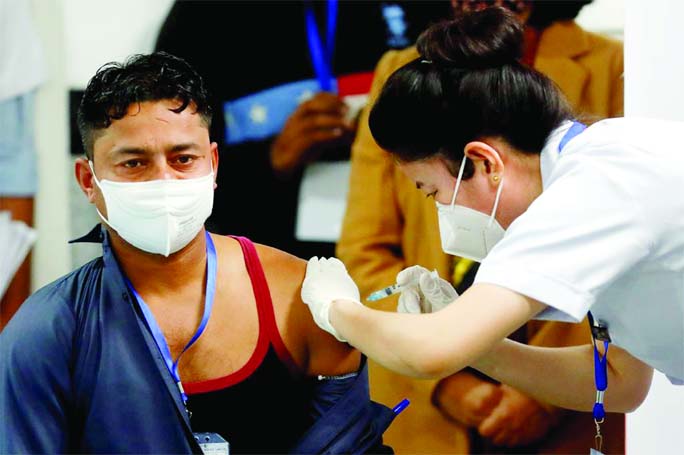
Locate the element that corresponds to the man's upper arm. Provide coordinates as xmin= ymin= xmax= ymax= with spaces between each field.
xmin=0 ymin=293 xmax=74 ymax=453
xmin=305 ymin=319 xmax=361 ymax=378
xmin=257 ymin=244 xmax=361 ymax=377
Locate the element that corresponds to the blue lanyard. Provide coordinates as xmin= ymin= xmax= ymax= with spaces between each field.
xmin=304 ymin=0 xmax=337 ymax=92
xmin=126 ymin=231 xmax=217 ymax=409
xmin=587 ymin=311 xmax=610 ymax=420
xmin=588 ymin=311 xmax=610 ymax=453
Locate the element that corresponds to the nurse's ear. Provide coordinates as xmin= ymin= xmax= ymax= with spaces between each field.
xmin=463 ymin=141 xmax=505 ymax=184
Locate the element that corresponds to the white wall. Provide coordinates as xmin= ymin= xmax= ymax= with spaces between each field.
xmin=64 ymin=0 xmax=174 ymax=88
xmin=31 ymin=0 xmax=71 ymax=288
xmin=576 ymin=0 xmax=624 ymax=39
xmin=623 ymin=0 xmax=684 ymax=453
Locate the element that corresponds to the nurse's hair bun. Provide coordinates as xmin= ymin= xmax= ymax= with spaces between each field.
xmin=417 ymin=6 xmax=524 ymax=70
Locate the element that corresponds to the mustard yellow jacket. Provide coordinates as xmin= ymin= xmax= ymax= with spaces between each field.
xmin=337 ymin=20 xmax=624 ymax=454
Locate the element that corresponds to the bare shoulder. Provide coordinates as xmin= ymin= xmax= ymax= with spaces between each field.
xmin=253 ymin=243 xmax=307 ymax=296
xmin=253 ymin=244 xmax=361 ymax=376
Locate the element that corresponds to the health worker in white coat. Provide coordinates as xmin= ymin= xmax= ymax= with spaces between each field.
xmin=300 ymin=7 xmax=684 ymax=422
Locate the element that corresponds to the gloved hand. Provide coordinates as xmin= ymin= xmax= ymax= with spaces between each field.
xmin=301 ymin=257 xmax=362 ymax=342
xmin=396 ymin=265 xmax=458 ymax=314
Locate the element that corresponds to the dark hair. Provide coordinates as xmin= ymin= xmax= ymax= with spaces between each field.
xmin=77 ymin=51 xmax=212 ymax=159
xmin=527 ymin=0 xmax=594 ymax=29
xmin=368 ymin=7 xmax=572 ymax=178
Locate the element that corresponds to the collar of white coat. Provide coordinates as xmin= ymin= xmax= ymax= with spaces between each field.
xmin=539 ymin=120 xmax=575 ymax=190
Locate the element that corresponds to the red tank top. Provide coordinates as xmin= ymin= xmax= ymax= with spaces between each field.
xmin=183 ymin=236 xmax=316 ymax=454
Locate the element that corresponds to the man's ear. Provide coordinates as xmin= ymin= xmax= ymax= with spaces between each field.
xmin=75 ymin=157 xmax=97 ymax=203
xmin=463 ymin=141 xmax=504 ymax=183
xmin=210 ymin=142 xmax=219 ymax=189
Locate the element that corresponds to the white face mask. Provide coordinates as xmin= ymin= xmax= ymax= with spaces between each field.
xmin=435 ymin=155 xmax=506 ymax=262
xmin=89 ymin=161 xmax=214 ymax=257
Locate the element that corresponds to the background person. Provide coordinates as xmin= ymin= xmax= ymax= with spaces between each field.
xmin=337 ymin=0 xmax=624 ymax=452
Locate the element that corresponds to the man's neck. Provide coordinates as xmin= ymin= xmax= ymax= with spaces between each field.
xmin=110 ymin=228 xmax=208 ymax=299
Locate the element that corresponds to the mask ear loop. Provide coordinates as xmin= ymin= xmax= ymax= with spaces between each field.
xmin=88 ymin=160 xmax=116 ymax=231
xmin=487 ymin=174 xmax=504 ymax=228
xmin=450 ymin=155 xmax=468 ymax=209
xmin=88 ymin=160 xmax=102 ymax=187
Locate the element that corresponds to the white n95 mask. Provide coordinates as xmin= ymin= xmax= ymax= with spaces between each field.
xmin=436 ymin=155 xmax=506 ymax=262
xmin=89 ymin=162 xmax=214 ymax=257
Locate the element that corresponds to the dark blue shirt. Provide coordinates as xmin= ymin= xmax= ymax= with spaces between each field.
xmin=1 ymin=226 xmax=199 ymax=454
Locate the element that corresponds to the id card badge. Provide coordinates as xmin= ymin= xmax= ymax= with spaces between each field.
xmin=194 ymin=432 xmax=229 ymax=455
xmin=590 ymin=449 xmax=605 ymax=455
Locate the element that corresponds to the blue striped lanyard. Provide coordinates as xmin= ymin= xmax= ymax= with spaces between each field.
xmin=304 ymin=0 xmax=337 ymax=92
xmin=588 ymin=311 xmax=610 ymax=453
xmin=126 ymin=230 xmax=217 ymax=413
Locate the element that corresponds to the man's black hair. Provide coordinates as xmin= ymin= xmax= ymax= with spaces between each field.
xmin=77 ymin=51 xmax=212 ymax=159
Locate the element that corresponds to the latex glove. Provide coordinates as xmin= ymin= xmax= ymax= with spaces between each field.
xmin=301 ymin=257 xmax=361 ymax=342
xmin=477 ymin=385 xmax=556 ymax=447
xmin=396 ymin=265 xmax=458 ymax=314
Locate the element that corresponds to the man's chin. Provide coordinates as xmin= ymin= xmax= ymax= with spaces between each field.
xmin=104 ymin=224 xmax=206 ymax=259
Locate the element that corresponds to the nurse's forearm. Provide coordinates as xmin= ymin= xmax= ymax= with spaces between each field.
xmin=328 ymin=283 xmax=541 ymax=379
xmin=472 ymin=339 xmax=654 ymax=413
xmin=328 ymin=300 xmax=442 ymax=377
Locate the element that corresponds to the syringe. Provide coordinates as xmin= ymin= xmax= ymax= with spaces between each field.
xmin=366 ymin=270 xmax=439 ymax=302
xmin=366 ymin=283 xmax=405 ymax=302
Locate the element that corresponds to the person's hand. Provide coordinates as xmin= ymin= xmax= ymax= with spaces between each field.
xmin=270 ymin=92 xmax=353 ymax=175
xmin=477 ymin=384 xmax=556 ymax=447
xmin=396 ymin=265 xmax=458 ymax=314
xmin=432 ymin=373 xmax=503 ymax=427
xmin=301 ymin=257 xmax=361 ymax=342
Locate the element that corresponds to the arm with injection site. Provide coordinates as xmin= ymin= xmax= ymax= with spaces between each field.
xmin=328 ymin=283 xmax=653 ymax=414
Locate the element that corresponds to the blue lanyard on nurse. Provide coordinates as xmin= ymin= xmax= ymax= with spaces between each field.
xmin=126 ymin=231 xmax=217 ymax=417
xmin=304 ymin=0 xmax=338 ymax=92
xmin=588 ymin=311 xmax=610 ymax=454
